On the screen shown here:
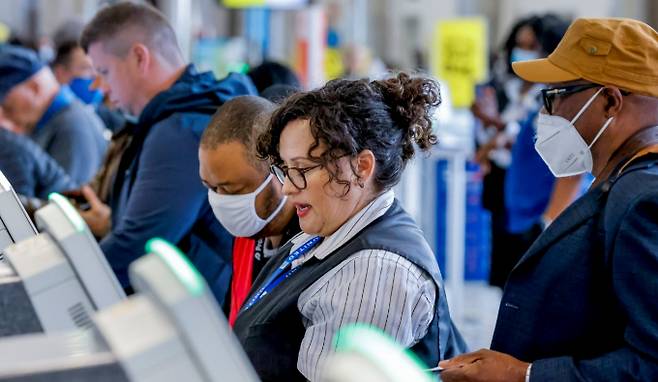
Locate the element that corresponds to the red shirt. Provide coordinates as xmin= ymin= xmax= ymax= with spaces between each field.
xmin=228 ymin=237 xmax=256 ymax=326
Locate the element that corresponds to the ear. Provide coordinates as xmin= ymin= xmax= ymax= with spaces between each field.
xmin=26 ymin=79 xmax=41 ymax=98
xmin=603 ymin=87 xmax=624 ymax=118
xmin=130 ymin=43 xmax=151 ymax=74
xmin=354 ymin=149 xmax=376 ymax=182
xmin=52 ymin=65 xmax=68 ymax=84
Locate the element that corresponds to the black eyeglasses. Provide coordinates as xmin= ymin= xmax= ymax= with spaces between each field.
xmin=270 ymin=163 xmax=323 ymax=190
xmin=540 ymin=83 xmax=602 ymax=115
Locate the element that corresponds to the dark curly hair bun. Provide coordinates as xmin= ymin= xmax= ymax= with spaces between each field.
xmin=370 ymin=72 xmax=440 ymax=161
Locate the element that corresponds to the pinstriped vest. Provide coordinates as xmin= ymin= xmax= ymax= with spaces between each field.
xmin=233 ymin=199 xmax=466 ymax=381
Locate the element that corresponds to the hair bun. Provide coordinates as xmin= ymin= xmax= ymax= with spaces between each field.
xmin=371 ymin=73 xmax=440 ymax=160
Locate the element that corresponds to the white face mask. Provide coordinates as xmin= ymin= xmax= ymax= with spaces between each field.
xmin=535 ymin=87 xmax=614 ymax=177
xmin=208 ymin=174 xmax=287 ymax=238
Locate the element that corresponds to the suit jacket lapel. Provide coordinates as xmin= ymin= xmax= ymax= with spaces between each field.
xmin=514 ymin=185 xmax=606 ymax=269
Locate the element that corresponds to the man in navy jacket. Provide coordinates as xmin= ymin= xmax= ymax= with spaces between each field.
xmin=441 ymin=18 xmax=658 ymax=382
xmin=79 ymin=2 xmax=255 ymax=305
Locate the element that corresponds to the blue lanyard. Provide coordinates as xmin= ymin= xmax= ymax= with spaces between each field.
xmin=241 ymin=236 xmax=321 ymax=312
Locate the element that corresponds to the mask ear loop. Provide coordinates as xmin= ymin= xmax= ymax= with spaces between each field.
xmin=588 ymin=117 xmax=614 ymax=149
xmin=253 ymin=173 xmax=274 ymax=195
xmin=570 ymin=87 xmax=605 ymax=125
xmin=255 ymin=173 xmax=287 ymax=225
xmin=262 ymin=195 xmax=288 ymax=225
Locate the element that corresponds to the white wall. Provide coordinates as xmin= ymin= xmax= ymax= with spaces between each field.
xmin=0 ymin=1 xmax=33 ymax=41
xmin=37 ymin=0 xmax=95 ymax=38
xmin=379 ymin=0 xmax=459 ymax=69
xmin=0 ymin=2 xmax=26 ymax=34
xmin=3 ymin=0 xmax=654 ymax=70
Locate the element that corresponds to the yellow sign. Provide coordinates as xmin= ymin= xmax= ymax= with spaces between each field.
xmin=433 ymin=18 xmax=487 ymax=108
xmin=223 ymin=0 xmax=266 ymax=7
xmin=0 ymin=22 xmax=9 ymax=44
xmin=223 ymin=0 xmax=306 ymax=7
xmin=324 ymin=48 xmax=344 ymax=80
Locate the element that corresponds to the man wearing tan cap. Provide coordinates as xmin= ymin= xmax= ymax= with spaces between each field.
xmin=440 ymin=17 xmax=658 ymax=381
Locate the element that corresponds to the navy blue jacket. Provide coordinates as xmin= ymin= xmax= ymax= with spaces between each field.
xmin=100 ymin=65 xmax=256 ymax=305
xmin=492 ymin=154 xmax=658 ymax=381
xmin=0 ymin=128 xmax=75 ymax=198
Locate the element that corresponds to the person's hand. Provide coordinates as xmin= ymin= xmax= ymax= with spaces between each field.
xmin=474 ymin=149 xmax=491 ymax=175
xmin=471 ymin=87 xmax=505 ymax=130
xmin=438 ymin=349 xmax=530 ymax=382
xmin=60 ymin=188 xmax=85 ymax=207
xmin=78 ymin=185 xmax=111 ymax=238
xmin=474 ymin=143 xmax=493 ymax=166
xmin=474 ymin=133 xmax=505 ymax=175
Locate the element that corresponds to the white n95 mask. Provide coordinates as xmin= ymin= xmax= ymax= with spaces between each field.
xmin=535 ymin=87 xmax=614 ymax=177
xmin=208 ymin=174 xmax=287 ymax=237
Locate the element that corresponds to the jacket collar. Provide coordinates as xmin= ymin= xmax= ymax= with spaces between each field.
xmin=517 ymin=126 xmax=658 ymax=267
xmin=514 ymin=184 xmax=605 ymax=270
xmin=515 ymin=125 xmax=658 ymax=269
xmin=593 ymin=125 xmax=658 ymax=188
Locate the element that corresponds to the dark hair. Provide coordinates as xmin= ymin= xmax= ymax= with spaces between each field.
xmin=537 ymin=14 xmax=570 ymax=55
xmin=260 ymin=83 xmax=300 ymax=104
xmin=201 ymin=96 xmax=277 ymax=169
xmin=52 ymin=40 xmax=79 ymax=68
xmin=502 ymin=14 xmax=570 ymax=74
xmin=257 ymin=72 xmax=439 ymax=194
xmin=248 ymin=61 xmax=301 ymax=93
xmin=80 ymin=2 xmax=181 ymax=64
xmin=503 ymin=16 xmax=542 ymax=74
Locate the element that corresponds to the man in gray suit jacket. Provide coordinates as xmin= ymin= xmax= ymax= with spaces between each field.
xmin=441 ymin=18 xmax=658 ymax=382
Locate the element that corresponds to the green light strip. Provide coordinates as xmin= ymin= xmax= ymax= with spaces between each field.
xmin=145 ymin=238 xmax=205 ymax=297
xmin=334 ymin=324 xmax=433 ymax=382
xmin=48 ymin=193 xmax=86 ymax=232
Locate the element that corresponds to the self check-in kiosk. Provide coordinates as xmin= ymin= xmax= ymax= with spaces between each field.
xmin=0 ymin=193 xmax=125 ymax=336
xmin=0 ymin=171 xmax=37 ymax=256
xmin=0 ymin=239 xmax=259 ymax=382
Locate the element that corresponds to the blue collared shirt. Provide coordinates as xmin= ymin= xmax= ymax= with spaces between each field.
xmin=34 ymin=85 xmax=75 ymax=133
xmin=30 ymin=85 xmax=108 ymax=184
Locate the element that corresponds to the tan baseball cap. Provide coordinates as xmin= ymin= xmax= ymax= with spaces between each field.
xmin=512 ymin=18 xmax=658 ymax=97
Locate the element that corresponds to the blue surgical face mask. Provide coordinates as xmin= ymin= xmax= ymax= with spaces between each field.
xmin=510 ymin=47 xmax=539 ymax=64
xmin=69 ymin=77 xmax=104 ymax=107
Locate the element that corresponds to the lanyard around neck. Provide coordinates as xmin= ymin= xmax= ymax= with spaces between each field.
xmin=241 ymin=236 xmax=321 ymax=312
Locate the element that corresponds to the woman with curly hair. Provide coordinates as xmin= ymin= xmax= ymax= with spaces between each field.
xmin=233 ymin=73 xmax=467 ymax=381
